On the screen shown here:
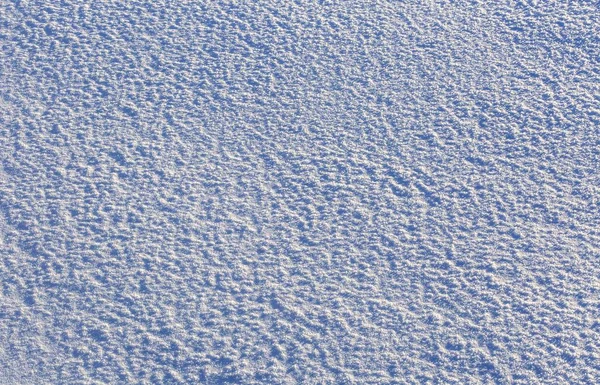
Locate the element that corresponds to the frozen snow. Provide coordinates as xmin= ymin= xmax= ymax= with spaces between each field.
xmin=1 ymin=1 xmax=600 ymax=384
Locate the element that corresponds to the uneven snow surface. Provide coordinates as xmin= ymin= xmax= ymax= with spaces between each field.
xmin=2 ymin=1 xmax=600 ymax=384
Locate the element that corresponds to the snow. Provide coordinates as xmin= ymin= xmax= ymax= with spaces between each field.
xmin=1 ymin=1 xmax=599 ymax=384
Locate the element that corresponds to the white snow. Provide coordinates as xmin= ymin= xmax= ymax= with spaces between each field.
xmin=1 ymin=1 xmax=599 ymax=384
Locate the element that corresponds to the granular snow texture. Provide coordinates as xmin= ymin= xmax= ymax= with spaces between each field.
xmin=1 ymin=1 xmax=600 ymax=384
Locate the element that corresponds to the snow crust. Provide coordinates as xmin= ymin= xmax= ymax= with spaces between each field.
xmin=1 ymin=1 xmax=599 ymax=383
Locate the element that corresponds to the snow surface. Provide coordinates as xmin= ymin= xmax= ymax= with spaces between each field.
xmin=1 ymin=1 xmax=600 ymax=384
